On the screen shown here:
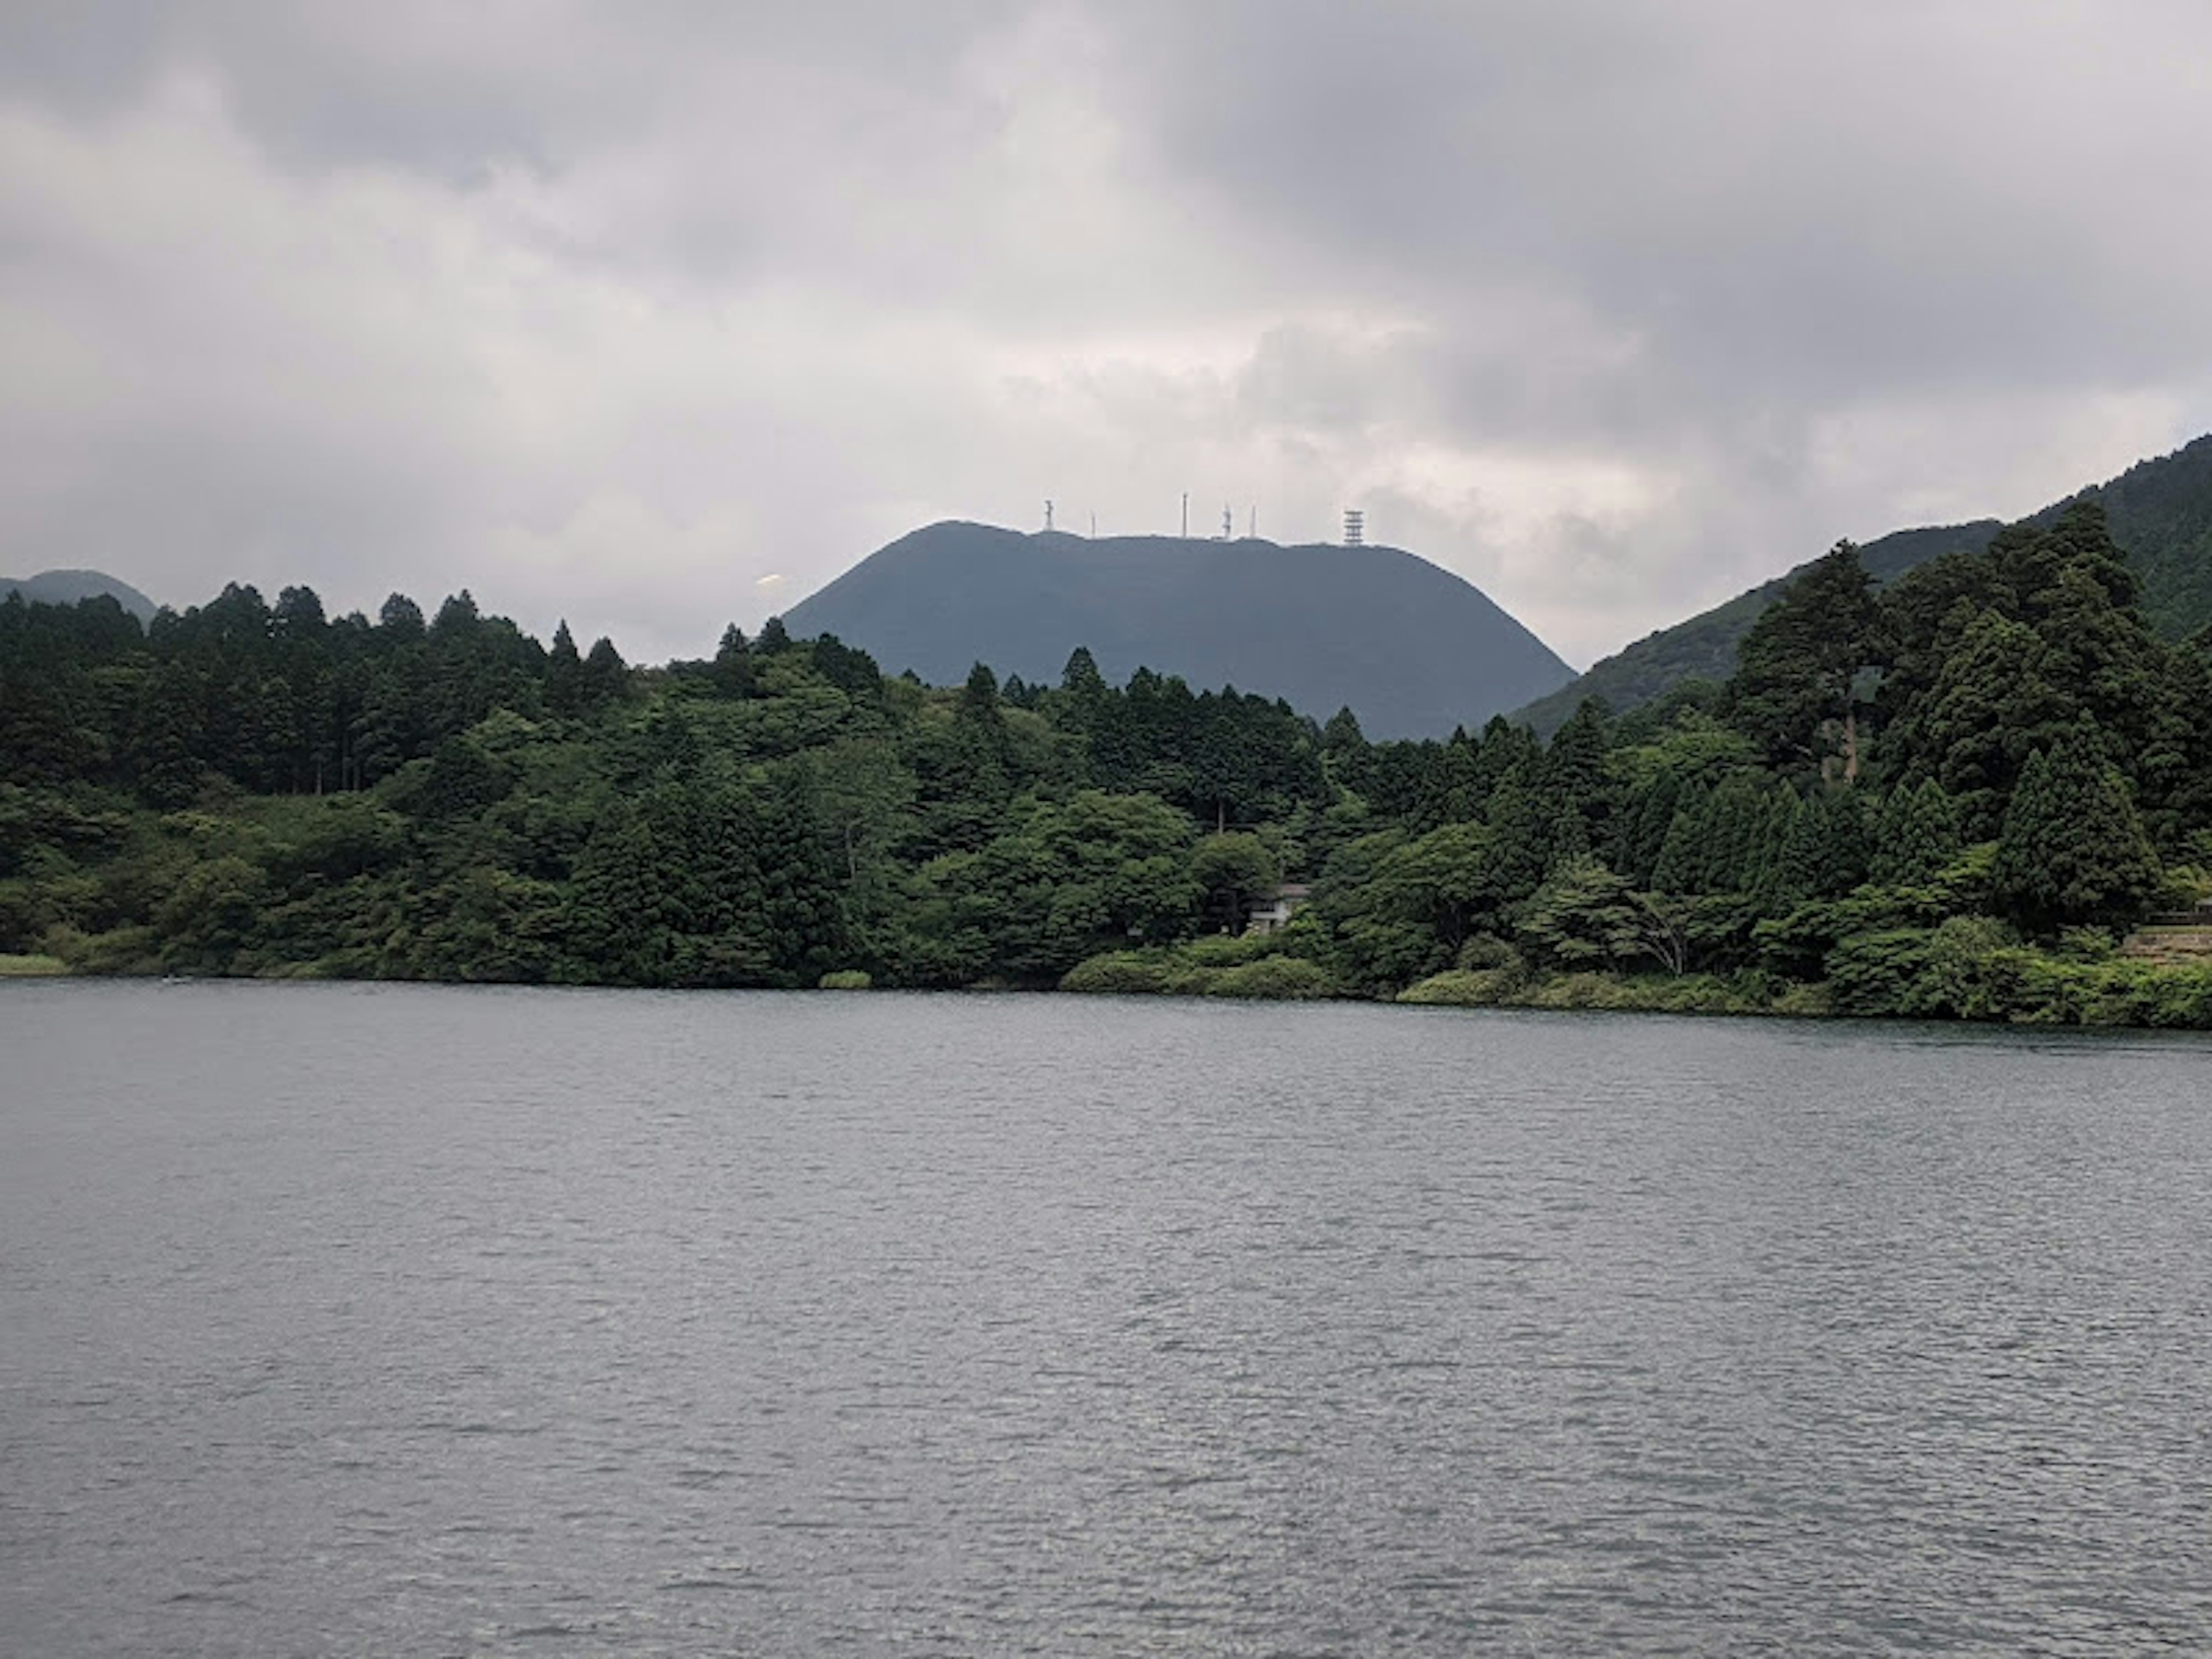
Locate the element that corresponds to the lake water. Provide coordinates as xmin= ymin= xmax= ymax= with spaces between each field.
xmin=3 ymin=983 xmax=2210 ymax=1655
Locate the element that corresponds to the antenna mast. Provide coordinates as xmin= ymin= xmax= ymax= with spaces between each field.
xmin=1343 ymin=508 xmax=1365 ymax=547
xmin=1044 ymin=498 xmax=1054 ymax=532
xmin=1181 ymin=493 xmax=1189 ymax=538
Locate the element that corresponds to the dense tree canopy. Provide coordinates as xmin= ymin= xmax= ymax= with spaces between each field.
xmin=4 ymin=500 xmax=2210 ymax=1025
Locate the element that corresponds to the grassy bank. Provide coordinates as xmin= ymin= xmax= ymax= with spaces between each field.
xmin=0 ymin=952 xmax=70 ymax=977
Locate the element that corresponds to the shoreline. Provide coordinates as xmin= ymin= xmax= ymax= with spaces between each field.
xmin=11 ymin=956 xmax=2212 ymax=1034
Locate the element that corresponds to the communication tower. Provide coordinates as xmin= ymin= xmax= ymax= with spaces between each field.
xmin=1344 ymin=509 xmax=1365 ymax=547
xmin=1221 ymin=504 xmax=1233 ymax=540
xmin=1044 ymin=499 xmax=1054 ymax=532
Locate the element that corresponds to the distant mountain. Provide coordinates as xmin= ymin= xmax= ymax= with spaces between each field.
xmin=0 ymin=568 xmax=158 ymax=622
xmin=1512 ymin=433 xmax=2212 ymax=735
xmin=779 ymin=524 xmax=1575 ymax=739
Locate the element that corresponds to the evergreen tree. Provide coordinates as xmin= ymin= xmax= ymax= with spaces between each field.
xmin=378 ymin=593 xmax=427 ymax=641
xmin=710 ymin=624 xmax=753 ymax=698
xmin=1320 ymin=706 xmax=1373 ymax=797
xmin=1619 ymin=772 xmax=1681 ymax=888
xmin=1543 ymin=698 xmax=1613 ymax=852
xmin=1871 ymin=779 xmax=1963 ymax=887
xmin=1803 ymin=785 xmax=1871 ymax=899
xmin=1649 ymin=782 xmax=1711 ymax=894
xmin=580 ymin=637 xmax=629 ymax=708
xmin=546 ymin=622 xmax=585 ymax=717
xmin=1724 ymin=541 xmax=1878 ymax=775
xmin=1994 ymin=728 xmax=2160 ymax=933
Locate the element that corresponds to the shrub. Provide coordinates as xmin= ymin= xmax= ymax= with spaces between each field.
xmin=817 ymin=969 xmax=872 ymax=990
xmin=1059 ymin=952 xmax=1172 ymax=995
xmin=1179 ymin=931 xmax=1287 ymax=969
xmin=1400 ymin=968 xmax=1512 ymax=1006
xmin=1206 ymin=957 xmax=1335 ymax=999
xmin=1771 ymin=981 xmax=1835 ymax=1018
xmin=1824 ymin=929 xmax=1934 ymax=1017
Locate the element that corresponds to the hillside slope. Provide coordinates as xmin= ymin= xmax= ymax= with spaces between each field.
xmin=780 ymin=524 xmax=1574 ymax=738
xmin=0 ymin=568 xmax=159 ymax=622
xmin=1513 ymin=433 xmax=2212 ymax=734
xmin=1512 ymin=521 xmax=2001 ymax=736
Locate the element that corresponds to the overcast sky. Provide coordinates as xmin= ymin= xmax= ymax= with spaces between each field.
xmin=5 ymin=2 xmax=2210 ymax=668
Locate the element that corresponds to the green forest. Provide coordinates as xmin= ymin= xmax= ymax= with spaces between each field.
xmin=6 ymin=499 xmax=2212 ymax=1025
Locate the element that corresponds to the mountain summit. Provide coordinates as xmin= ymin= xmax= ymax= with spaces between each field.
xmin=780 ymin=523 xmax=1573 ymax=738
xmin=1 ymin=568 xmax=158 ymax=622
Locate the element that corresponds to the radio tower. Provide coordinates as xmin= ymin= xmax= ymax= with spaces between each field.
xmin=1044 ymin=499 xmax=1054 ymax=532
xmin=1221 ymin=504 xmax=1233 ymax=540
xmin=1343 ymin=509 xmax=1365 ymax=547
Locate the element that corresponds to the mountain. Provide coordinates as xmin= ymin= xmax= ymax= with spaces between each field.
xmin=779 ymin=524 xmax=1575 ymax=738
xmin=0 ymin=568 xmax=159 ymax=622
xmin=1510 ymin=521 xmax=2001 ymax=736
xmin=1513 ymin=433 xmax=2212 ymax=735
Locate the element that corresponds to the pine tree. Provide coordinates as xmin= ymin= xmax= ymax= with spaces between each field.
xmin=1871 ymin=779 xmax=1963 ymax=887
xmin=1650 ymin=782 xmax=1710 ymax=894
xmin=546 ymin=621 xmax=585 ymax=717
xmin=1994 ymin=728 xmax=2160 ymax=933
xmin=1762 ymin=792 xmax=1820 ymax=911
xmin=710 ymin=624 xmax=753 ymax=699
xmin=1805 ymin=785 xmax=1871 ymax=898
xmin=1724 ymin=541 xmax=1878 ymax=775
xmin=580 ymin=637 xmax=628 ymax=708
xmin=1620 ymin=772 xmax=1681 ymax=888
xmin=1543 ymin=698 xmax=1613 ymax=852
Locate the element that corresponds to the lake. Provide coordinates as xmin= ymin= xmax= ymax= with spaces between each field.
xmin=3 ymin=983 xmax=2209 ymax=1654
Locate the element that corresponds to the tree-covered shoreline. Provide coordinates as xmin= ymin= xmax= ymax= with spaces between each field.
xmin=5 ymin=501 xmax=2211 ymax=1026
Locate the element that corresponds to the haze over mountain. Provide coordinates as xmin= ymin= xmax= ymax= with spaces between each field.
xmin=1514 ymin=434 xmax=2212 ymax=734
xmin=781 ymin=525 xmax=1573 ymax=739
xmin=0 ymin=569 xmax=158 ymax=622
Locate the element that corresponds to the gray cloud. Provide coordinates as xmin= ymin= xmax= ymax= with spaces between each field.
xmin=2 ymin=2 xmax=2209 ymax=668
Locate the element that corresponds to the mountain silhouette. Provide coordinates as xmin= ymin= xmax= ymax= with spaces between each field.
xmin=780 ymin=524 xmax=1574 ymax=738
xmin=1 ymin=568 xmax=158 ymax=622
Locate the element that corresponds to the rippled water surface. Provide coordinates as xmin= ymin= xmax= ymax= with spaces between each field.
xmin=4 ymin=983 xmax=2211 ymax=1654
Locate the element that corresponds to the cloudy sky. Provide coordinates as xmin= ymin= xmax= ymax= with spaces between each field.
xmin=5 ymin=2 xmax=2210 ymax=668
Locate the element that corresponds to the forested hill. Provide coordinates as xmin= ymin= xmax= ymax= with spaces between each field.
xmin=1512 ymin=522 xmax=2000 ymax=736
xmin=0 ymin=569 xmax=158 ymax=622
xmin=3 ymin=499 xmax=2211 ymax=1025
xmin=1513 ymin=432 xmax=2212 ymax=736
xmin=780 ymin=523 xmax=1575 ymax=740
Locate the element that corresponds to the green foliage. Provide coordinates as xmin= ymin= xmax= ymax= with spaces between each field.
xmin=1206 ymin=956 xmax=1334 ymax=999
xmin=1871 ymin=780 xmax=1963 ymax=886
xmin=1724 ymin=541 xmax=1877 ymax=774
xmin=1994 ymin=730 xmax=2161 ymax=933
xmin=7 ymin=502 xmax=2211 ymax=1029
xmin=1190 ymin=832 xmax=1280 ymax=935
xmin=1058 ymin=933 xmax=1337 ymax=999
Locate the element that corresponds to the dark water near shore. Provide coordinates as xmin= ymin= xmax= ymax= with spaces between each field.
xmin=3 ymin=983 xmax=2210 ymax=1655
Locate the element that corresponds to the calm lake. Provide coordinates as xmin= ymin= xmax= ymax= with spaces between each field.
xmin=3 ymin=983 xmax=2209 ymax=1655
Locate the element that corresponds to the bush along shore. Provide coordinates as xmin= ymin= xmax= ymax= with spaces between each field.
xmin=5 ymin=501 xmax=2212 ymax=1027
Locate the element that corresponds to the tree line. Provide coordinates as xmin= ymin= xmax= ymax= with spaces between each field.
xmin=4 ymin=499 xmax=2211 ymax=1024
